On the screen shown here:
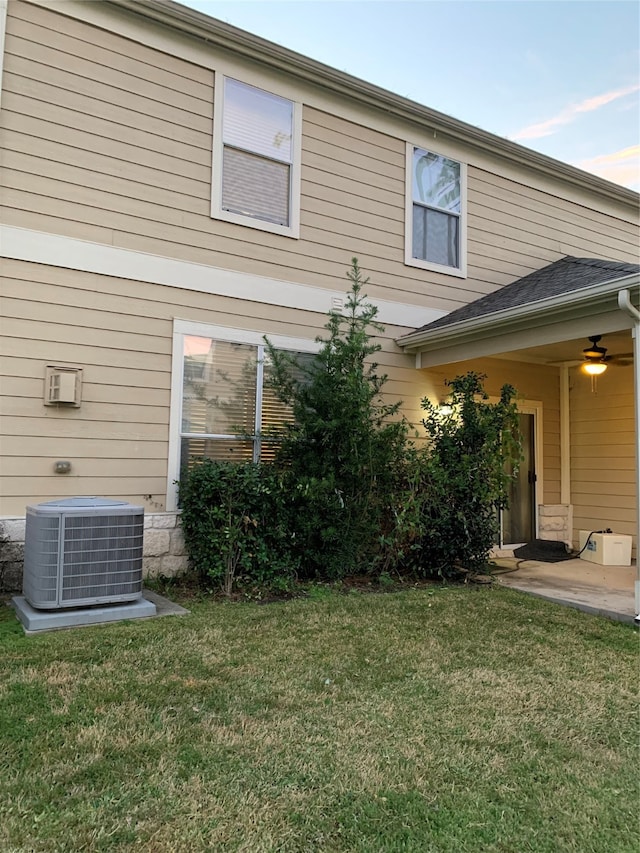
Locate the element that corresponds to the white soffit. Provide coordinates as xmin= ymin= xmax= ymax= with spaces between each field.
xmin=0 ymin=225 xmax=446 ymax=330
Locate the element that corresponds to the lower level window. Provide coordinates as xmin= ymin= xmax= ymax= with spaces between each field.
xmin=180 ymin=335 xmax=312 ymax=472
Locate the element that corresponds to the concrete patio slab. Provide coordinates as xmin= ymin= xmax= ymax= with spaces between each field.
xmin=493 ymin=557 xmax=637 ymax=624
xmin=10 ymin=588 xmax=189 ymax=635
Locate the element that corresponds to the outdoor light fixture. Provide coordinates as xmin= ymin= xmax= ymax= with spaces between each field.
xmin=438 ymin=401 xmax=453 ymax=415
xmin=582 ymin=361 xmax=607 ymax=376
xmin=581 ymin=335 xmax=609 ymax=376
xmin=581 ymin=335 xmax=610 ymax=392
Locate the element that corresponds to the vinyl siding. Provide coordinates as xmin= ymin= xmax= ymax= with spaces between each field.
xmin=570 ymin=365 xmax=636 ymax=548
xmin=1 ymin=0 xmax=638 ymax=318
xmin=0 ymin=258 xmax=425 ymax=515
xmin=0 ymin=0 xmax=638 ymax=519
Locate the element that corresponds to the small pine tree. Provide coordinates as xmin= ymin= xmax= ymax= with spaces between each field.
xmin=265 ymin=258 xmax=408 ymax=577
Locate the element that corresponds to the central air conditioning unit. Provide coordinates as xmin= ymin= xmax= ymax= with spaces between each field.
xmin=23 ymin=497 xmax=145 ymax=610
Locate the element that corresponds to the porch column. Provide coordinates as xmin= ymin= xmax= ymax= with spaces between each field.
xmin=617 ymin=289 xmax=640 ymax=618
xmin=560 ymin=366 xmax=571 ymax=506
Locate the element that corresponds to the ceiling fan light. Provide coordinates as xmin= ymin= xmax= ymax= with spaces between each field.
xmin=582 ymin=361 xmax=607 ymax=376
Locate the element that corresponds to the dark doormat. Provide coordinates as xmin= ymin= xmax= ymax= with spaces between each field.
xmin=513 ymin=539 xmax=575 ymax=562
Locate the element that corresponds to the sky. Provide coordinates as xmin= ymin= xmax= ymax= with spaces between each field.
xmin=182 ymin=0 xmax=640 ymax=191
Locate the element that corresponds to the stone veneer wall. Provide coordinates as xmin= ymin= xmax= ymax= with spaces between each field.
xmin=538 ymin=504 xmax=573 ymax=547
xmin=491 ymin=503 xmax=573 ymax=558
xmin=0 ymin=512 xmax=188 ymax=594
xmin=142 ymin=512 xmax=188 ymax=579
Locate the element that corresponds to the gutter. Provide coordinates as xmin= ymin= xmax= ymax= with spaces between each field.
xmin=618 ymin=289 xmax=640 ymax=621
xmin=396 ymin=273 xmax=640 ymax=352
xmin=109 ymin=0 xmax=639 ymax=209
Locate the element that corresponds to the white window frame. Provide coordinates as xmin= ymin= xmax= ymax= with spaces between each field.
xmin=404 ymin=142 xmax=467 ymax=278
xmin=211 ymin=74 xmax=302 ymax=239
xmin=167 ymin=319 xmax=319 ymax=510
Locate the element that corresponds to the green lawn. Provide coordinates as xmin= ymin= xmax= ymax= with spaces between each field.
xmin=0 ymin=585 xmax=637 ymax=852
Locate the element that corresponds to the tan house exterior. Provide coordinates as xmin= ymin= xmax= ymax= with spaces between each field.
xmin=0 ymin=0 xmax=638 ymax=588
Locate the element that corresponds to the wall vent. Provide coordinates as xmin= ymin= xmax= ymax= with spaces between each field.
xmin=44 ymin=366 xmax=82 ymax=406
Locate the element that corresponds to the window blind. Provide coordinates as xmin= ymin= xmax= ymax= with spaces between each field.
xmin=222 ymin=78 xmax=293 ymax=226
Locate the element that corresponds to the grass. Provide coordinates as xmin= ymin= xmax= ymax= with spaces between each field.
xmin=0 ymin=584 xmax=637 ymax=852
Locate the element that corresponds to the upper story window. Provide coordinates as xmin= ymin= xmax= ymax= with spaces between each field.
xmin=212 ymin=76 xmax=302 ymax=238
xmin=405 ymin=144 xmax=467 ymax=277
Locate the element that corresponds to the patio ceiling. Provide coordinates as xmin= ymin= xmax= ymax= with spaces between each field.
xmin=492 ymin=329 xmax=634 ymax=367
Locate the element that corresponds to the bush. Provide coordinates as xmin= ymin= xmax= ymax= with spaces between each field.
xmin=416 ymin=372 xmax=521 ymax=578
xmin=265 ymin=258 xmax=410 ymax=578
xmin=178 ymin=260 xmax=522 ymax=593
xmin=179 ymin=460 xmax=298 ymax=595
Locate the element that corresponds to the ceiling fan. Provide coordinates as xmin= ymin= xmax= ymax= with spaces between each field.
xmin=581 ymin=335 xmax=633 ymax=375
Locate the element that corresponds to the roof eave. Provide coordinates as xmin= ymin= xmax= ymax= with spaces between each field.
xmin=396 ymin=273 xmax=640 ymax=353
xmin=109 ymin=0 xmax=639 ymax=208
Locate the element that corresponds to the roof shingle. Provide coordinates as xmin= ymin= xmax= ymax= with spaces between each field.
xmin=413 ymin=257 xmax=639 ymax=334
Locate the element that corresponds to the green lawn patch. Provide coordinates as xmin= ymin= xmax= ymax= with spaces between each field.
xmin=0 ymin=586 xmax=637 ymax=852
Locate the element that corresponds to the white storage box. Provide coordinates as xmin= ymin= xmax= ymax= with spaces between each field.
xmin=578 ymin=530 xmax=632 ymax=567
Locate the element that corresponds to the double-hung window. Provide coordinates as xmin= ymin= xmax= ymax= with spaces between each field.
xmin=405 ymin=144 xmax=466 ymax=277
xmin=212 ymin=75 xmax=302 ymax=237
xmin=168 ymin=323 xmax=318 ymax=507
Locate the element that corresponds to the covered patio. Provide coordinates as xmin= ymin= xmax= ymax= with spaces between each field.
xmin=397 ymin=257 xmax=640 ymax=617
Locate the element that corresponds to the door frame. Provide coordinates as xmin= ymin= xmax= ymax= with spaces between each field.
xmin=490 ymin=398 xmax=543 ymax=547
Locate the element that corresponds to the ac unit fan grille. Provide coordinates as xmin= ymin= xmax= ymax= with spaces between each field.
xmin=61 ymin=515 xmax=144 ymax=602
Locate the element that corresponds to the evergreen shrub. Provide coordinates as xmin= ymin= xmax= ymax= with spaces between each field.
xmin=417 ymin=372 xmax=521 ymax=577
xmin=265 ymin=258 xmax=410 ymax=578
xmin=178 ymin=261 xmax=522 ymax=593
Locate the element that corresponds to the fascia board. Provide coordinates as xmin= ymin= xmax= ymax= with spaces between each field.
xmin=110 ymin=0 xmax=639 ymax=208
xmin=396 ymin=273 xmax=640 ymax=352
